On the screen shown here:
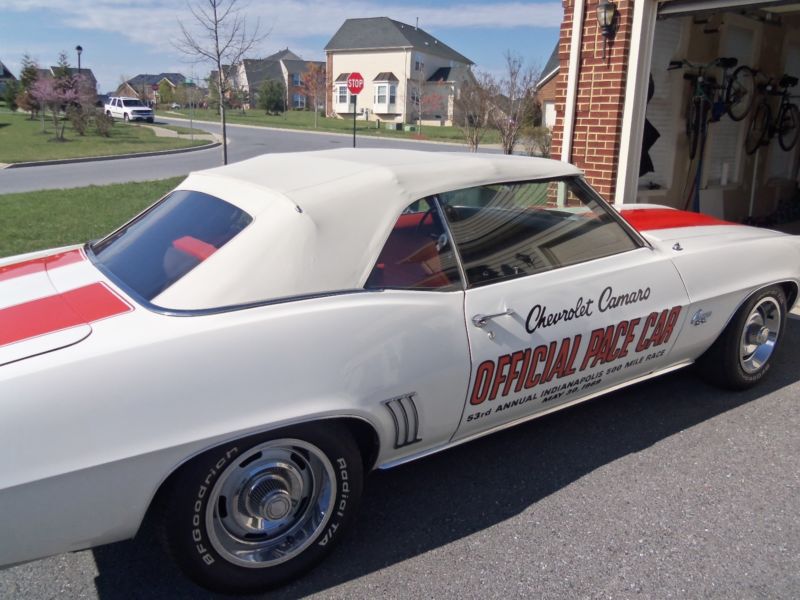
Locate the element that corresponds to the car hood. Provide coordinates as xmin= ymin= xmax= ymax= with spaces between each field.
xmin=0 ymin=247 xmax=132 ymax=366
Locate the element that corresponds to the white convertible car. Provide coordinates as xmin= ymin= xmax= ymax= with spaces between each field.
xmin=1 ymin=150 xmax=798 ymax=593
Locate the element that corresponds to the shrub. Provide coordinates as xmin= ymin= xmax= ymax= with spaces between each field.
xmin=67 ymin=105 xmax=90 ymax=136
xmin=94 ymin=110 xmax=114 ymax=137
xmin=521 ymin=126 xmax=552 ymax=158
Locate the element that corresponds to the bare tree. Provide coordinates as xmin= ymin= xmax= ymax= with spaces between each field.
xmin=175 ymin=0 xmax=265 ymax=164
xmin=489 ymin=51 xmax=539 ymax=155
xmin=454 ymin=70 xmax=494 ymax=152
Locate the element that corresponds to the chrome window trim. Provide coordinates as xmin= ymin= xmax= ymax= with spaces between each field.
xmin=435 ymin=175 xmax=648 ymax=289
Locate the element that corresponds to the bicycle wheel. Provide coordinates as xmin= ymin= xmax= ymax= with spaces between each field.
xmin=726 ymin=66 xmax=756 ymax=121
xmin=745 ymin=102 xmax=770 ymax=154
xmin=686 ymin=96 xmax=704 ymax=160
xmin=778 ymin=103 xmax=800 ymax=151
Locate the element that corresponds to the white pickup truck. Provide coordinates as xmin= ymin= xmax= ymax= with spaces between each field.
xmin=104 ymin=96 xmax=154 ymax=122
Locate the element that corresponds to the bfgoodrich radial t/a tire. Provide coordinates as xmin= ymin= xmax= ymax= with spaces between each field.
xmin=162 ymin=423 xmax=363 ymax=594
xmin=698 ymin=285 xmax=787 ymax=390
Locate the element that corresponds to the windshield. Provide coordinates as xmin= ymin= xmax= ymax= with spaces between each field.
xmin=92 ymin=190 xmax=252 ymax=301
xmin=122 ymin=99 xmax=146 ymax=107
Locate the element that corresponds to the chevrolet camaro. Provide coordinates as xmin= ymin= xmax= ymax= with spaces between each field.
xmin=1 ymin=149 xmax=797 ymax=593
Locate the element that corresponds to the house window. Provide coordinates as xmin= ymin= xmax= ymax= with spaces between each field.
xmin=375 ymin=85 xmax=387 ymax=104
xmin=389 ymin=85 xmax=396 ymax=104
xmin=293 ymin=93 xmax=306 ymax=109
xmin=292 ymin=73 xmax=301 ymax=87
xmin=337 ymin=85 xmax=348 ymax=104
xmin=410 ymin=88 xmax=420 ymax=107
xmin=414 ymin=54 xmax=424 ymax=72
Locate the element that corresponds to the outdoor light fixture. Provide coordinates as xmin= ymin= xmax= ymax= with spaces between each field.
xmin=597 ymin=1 xmax=618 ymax=60
xmin=75 ymin=45 xmax=83 ymax=75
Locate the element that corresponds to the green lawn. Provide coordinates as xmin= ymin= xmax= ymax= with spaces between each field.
xmin=0 ymin=112 xmax=209 ymax=163
xmin=0 ymin=177 xmax=183 ymax=258
xmin=159 ymin=108 xmax=500 ymax=145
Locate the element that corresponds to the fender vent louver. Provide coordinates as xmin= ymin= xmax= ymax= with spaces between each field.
xmin=383 ymin=393 xmax=422 ymax=448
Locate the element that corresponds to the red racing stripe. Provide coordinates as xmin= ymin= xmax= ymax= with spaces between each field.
xmin=0 ymin=248 xmax=84 ymax=283
xmin=621 ymin=208 xmax=734 ymax=231
xmin=0 ymin=282 xmax=132 ymax=347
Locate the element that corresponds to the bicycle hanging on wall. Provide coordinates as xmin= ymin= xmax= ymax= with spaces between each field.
xmin=669 ymin=57 xmax=756 ymax=160
xmin=744 ymin=74 xmax=800 ymax=154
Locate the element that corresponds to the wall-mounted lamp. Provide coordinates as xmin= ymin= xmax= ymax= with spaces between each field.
xmin=597 ymin=1 xmax=618 ymax=60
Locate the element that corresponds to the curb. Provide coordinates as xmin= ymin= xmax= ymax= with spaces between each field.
xmin=4 ymin=140 xmax=221 ymax=169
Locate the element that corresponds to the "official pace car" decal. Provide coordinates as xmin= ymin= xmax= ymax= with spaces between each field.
xmin=465 ymin=300 xmax=683 ymax=423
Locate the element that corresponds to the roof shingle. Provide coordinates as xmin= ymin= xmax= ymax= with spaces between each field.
xmin=325 ymin=17 xmax=472 ymax=65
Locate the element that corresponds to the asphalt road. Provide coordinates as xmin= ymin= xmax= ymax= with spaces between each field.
xmin=0 ymin=119 xmax=487 ymax=194
xmin=2 ymin=317 xmax=799 ymax=599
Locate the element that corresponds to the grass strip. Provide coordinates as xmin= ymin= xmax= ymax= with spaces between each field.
xmin=159 ymin=108 xmax=498 ymax=144
xmin=0 ymin=112 xmax=207 ymax=163
xmin=0 ymin=177 xmax=183 ymax=258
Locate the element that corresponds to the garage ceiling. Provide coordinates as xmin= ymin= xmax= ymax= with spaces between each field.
xmin=659 ymin=0 xmax=800 ymax=17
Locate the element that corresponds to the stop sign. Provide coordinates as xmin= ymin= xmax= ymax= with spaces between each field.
xmin=347 ymin=72 xmax=364 ymax=95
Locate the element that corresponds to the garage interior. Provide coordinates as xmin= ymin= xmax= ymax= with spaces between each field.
xmin=638 ymin=0 xmax=800 ymax=232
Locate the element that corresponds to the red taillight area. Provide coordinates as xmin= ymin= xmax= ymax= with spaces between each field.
xmin=173 ymin=236 xmax=217 ymax=261
xmin=620 ymin=208 xmax=735 ymax=231
xmin=0 ymin=282 xmax=131 ymax=347
xmin=0 ymin=248 xmax=84 ymax=283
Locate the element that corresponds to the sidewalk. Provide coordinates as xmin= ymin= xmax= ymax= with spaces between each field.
xmin=140 ymin=123 xmax=217 ymax=143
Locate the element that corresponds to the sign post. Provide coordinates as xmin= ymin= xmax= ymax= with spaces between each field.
xmin=347 ymin=72 xmax=364 ymax=147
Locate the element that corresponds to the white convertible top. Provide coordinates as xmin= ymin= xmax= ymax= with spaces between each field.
xmin=156 ymin=149 xmax=582 ymax=309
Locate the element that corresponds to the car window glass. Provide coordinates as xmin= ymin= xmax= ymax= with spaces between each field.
xmin=365 ymin=199 xmax=461 ymax=291
xmin=439 ymin=178 xmax=640 ymax=287
xmin=92 ymin=190 xmax=252 ymax=300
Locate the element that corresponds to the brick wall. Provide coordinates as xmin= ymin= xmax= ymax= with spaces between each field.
xmin=551 ymin=0 xmax=634 ymax=199
xmin=538 ymin=74 xmax=558 ymax=104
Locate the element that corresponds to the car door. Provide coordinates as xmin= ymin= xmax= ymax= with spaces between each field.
xmin=439 ymin=178 xmax=691 ymax=441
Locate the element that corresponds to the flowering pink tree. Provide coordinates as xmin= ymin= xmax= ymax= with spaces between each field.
xmin=31 ymin=77 xmax=77 ymax=140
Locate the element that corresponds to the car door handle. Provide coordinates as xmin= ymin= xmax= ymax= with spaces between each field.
xmin=472 ymin=309 xmax=515 ymax=328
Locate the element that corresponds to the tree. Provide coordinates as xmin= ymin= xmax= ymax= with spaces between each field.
xmin=299 ymin=62 xmax=326 ymax=128
xmin=4 ymin=81 xmax=19 ymax=111
xmin=52 ymin=51 xmax=74 ymax=95
xmin=158 ymin=80 xmax=175 ymax=105
xmin=31 ymin=76 xmax=77 ymax=140
xmin=258 ymin=79 xmax=284 ymax=114
xmin=17 ymin=54 xmax=40 ymax=119
xmin=175 ymin=0 xmax=265 ymax=164
xmin=489 ymin=51 xmax=539 ymax=155
xmin=454 ymin=71 xmax=494 ymax=152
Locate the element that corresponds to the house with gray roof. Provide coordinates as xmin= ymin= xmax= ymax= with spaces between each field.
xmin=33 ymin=65 xmax=98 ymax=95
xmin=535 ymin=44 xmax=559 ymax=128
xmin=324 ymin=17 xmax=474 ymax=126
xmin=117 ymin=73 xmax=187 ymax=104
xmin=230 ymin=49 xmax=324 ymax=110
xmin=0 ymin=60 xmax=16 ymax=96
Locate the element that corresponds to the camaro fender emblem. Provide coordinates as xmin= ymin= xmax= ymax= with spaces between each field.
xmin=691 ymin=309 xmax=712 ymax=326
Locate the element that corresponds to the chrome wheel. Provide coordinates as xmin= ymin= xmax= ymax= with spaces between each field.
xmin=739 ymin=297 xmax=781 ymax=374
xmin=206 ymin=439 xmax=336 ymax=568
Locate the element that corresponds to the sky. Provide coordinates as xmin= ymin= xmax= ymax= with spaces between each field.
xmin=2 ymin=0 xmax=561 ymax=93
